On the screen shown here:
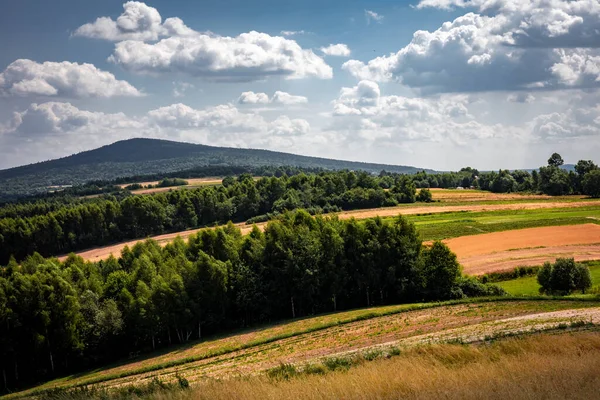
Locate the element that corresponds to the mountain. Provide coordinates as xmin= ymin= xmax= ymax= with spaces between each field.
xmin=0 ymin=138 xmax=433 ymax=200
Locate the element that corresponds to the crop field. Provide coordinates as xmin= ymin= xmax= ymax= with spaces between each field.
xmin=441 ymin=224 xmax=600 ymax=275
xmin=123 ymin=178 xmax=225 ymax=195
xmin=6 ymin=299 xmax=600 ymax=399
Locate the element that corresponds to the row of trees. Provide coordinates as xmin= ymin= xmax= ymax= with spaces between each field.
xmin=0 ymin=211 xmax=502 ymax=391
xmin=0 ymin=171 xmax=420 ymax=263
xmin=405 ymin=154 xmax=600 ymax=197
xmin=478 ymin=154 xmax=600 ymax=196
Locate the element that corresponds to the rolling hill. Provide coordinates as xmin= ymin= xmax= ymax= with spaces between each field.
xmin=0 ymin=138 xmax=432 ymax=200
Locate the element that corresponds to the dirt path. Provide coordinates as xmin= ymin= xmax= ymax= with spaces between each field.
xmin=60 ymin=201 xmax=600 ymax=262
xmin=443 ymin=224 xmax=600 ymax=275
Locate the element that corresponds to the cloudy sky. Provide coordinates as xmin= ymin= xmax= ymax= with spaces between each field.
xmin=1 ymin=0 xmax=599 ymax=171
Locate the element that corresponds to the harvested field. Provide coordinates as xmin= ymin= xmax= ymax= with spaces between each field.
xmin=445 ymin=224 xmax=600 ymax=275
xmin=118 ymin=178 xmax=223 ymax=189
xmin=125 ymin=178 xmax=224 ymax=195
xmin=60 ymin=201 xmax=600 ymax=262
xmin=429 ymin=188 xmax=558 ymax=202
xmin=9 ymin=299 xmax=598 ymax=398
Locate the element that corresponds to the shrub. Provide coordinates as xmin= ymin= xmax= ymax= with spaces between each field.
xmin=323 ymin=357 xmax=353 ymax=371
xmin=457 ymin=276 xmax=508 ymax=297
xmin=124 ymin=183 xmax=143 ymax=190
xmin=267 ymin=363 xmax=298 ymax=380
xmin=416 ymin=188 xmax=433 ymax=202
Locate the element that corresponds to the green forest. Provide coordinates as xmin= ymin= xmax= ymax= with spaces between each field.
xmin=0 ymin=170 xmax=419 ymax=264
xmin=0 ymin=211 xmax=503 ymax=391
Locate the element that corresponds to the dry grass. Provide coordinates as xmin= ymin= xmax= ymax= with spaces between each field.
xmin=153 ymin=331 xmax=600 ymax=400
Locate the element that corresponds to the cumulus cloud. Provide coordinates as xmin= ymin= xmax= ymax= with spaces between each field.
xmin=73 ymin=1 xmax=194 ymax=41
xmin=365 ymin=10 xmax=384 ymax=24
xmin=344 ymin=1 xmax=600 ymax=92
xmin=109 ymin=31 xmax=332 ymax=81
xmin=417 ymin=0 xmax=600 ymax=48
xmin=530 ymin=102 xmax=600 ymax=140
xmin=269 ymin=115 xmax=311 ymax=136
xmin=272 ymin=91 xmax=308 ymax=105
xmin=75 ymin=2 xmax=332 ymax=81
xmin=320 ymin=44 xmax=351 ymax=57
xmin=0 ymin=59 xmax=141 ymax=98
xmin=329 ymin=80 xmax=497 ymax=144
xmin=238 ymin=91 xmax=270 ymax=104
xmin=238 ymin=91 xmax=308 ymax=105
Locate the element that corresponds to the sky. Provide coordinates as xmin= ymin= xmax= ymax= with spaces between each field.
xmin=0 ymin=0 xmax=599 ymax=171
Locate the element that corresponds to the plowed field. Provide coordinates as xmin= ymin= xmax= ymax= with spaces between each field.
xmin=445 ymin=224 xmax=600 ymax=275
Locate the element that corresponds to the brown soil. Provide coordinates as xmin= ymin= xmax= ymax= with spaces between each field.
xmin=60 ymin=201 xmax=600 ymax=262
xmin=443 ymin=224 xmax=600 ymax=275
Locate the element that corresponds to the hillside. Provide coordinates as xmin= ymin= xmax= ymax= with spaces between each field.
xmin=0 ymin=138 xmax=431 ymax=200
xmin=5 ymin=299 xmax=600 ymax=399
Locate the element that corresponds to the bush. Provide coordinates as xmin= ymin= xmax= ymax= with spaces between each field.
xmin=267 ymin=363 xmax=298 ymax=380
xmin=156 ymin=178 xmax=188 ymax=188
xmin=416 ymin=188 xmax=433 ymax=202
xmin=323 ymin=357 xmax=353 ymax=371
xmin=124 ymin=183 xmax=143 ymax=190
xmin=537 ymin=258 xmax=592 ymax=295
xmin=457 ymin=276 xmax=508 ymax=297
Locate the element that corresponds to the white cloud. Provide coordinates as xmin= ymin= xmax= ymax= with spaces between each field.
xmin=345 ymin=1 xmax=600 ymax=93
xmin=238 ymin=91 xmax=270 ymax=104
xmin=75 ymin=2 xmax=332 ymax=82
xmin=329 ymin=80 xmax=497 ymax=145
xmin=0 ymin=59 xmax=141 ymax=98
xmin=73 ymin=1 xmax=194 ymax=41
xmin=365 ymin=10 xmax=384 ymax=24
xmin=280 ymin=30 xmax=307 ymax=36
xmin=320 ymin=44 xmax=351 ymax=57
xmin=109 ymin=31 xmax=333 ymax=81
xmin=238 ymin=91 xmax=308 ymax=105
xmin=416 ymin=0 xmax=600 ymax=48
xmin=269 ymin=115 xmax=310 ymax=136
xmin=530 ymin=103 xmax=600 ymax=140
xmin=551 ymin=49 xmax=600 ymax=86
xmin=272 ymin=91 xmax=308 ymax=105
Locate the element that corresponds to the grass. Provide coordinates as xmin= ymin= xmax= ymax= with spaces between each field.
xmin=497 ymin=261 xmax=600 ymax=296
xmin=6 ymin=298 xmax=600 ymax=399
xmin=31 ymin=330 xmax=600 ymax=400
xmin=400 ymin=206 xmax=600 ymax=241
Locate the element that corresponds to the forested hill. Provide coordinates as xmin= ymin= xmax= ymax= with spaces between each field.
xmin=0 ymin=138 xmax=431 ymax=200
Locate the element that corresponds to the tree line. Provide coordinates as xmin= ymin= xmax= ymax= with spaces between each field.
xmin=408 ymin=153 xmax=600 ymax=197
xmin=0 ymin=211 xmax=504 ymax=391
xmin=0 ymin=170 xmax=419 ymax=263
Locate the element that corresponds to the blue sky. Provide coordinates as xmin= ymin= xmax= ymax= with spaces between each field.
xmin=1 ymin=0 xmax=599 ymax=170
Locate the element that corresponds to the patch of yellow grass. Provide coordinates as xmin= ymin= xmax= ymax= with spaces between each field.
xmin=153 ymin=331 xmax=600 ymax=400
